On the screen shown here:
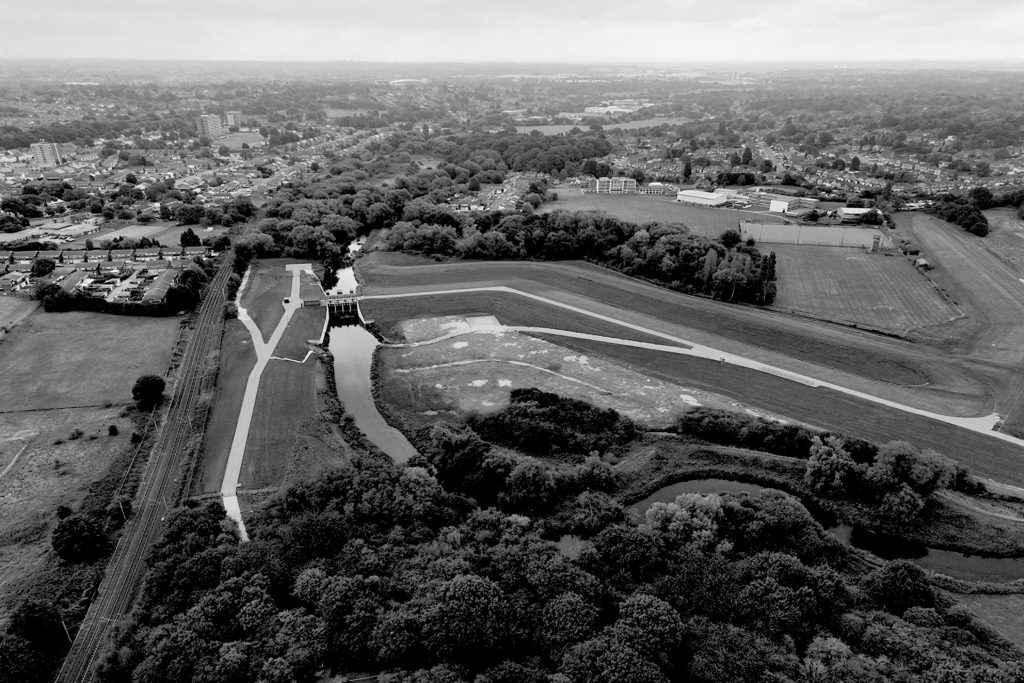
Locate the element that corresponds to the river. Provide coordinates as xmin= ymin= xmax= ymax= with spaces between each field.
xmin=328 ymin=324 xmax=418 ymax=463
xmin=325 ymin=238 xmax=365 ymax=296
xmin=629 ymin=478 xmax=1024 ymax=583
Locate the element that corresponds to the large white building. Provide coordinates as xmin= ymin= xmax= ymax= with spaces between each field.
xmin=594 ymin=176 xmax=637 ymax=193
xmin=225 ymin=111 xmax=242 ymax=127
xmin=676 ymin=189 xmax=728 ymax=207
xmin=195 ymin=114 xmax=224 ymax=140
xmin=30 ymin=142 xmax=63 ymax=169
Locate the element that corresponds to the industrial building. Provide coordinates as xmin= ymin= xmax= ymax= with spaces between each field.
xmin=195 ymin=114 xmax=224 ymax=139
xmin=676 ymin=189 xmax=728 ymax=206
xmin=837 ymin=207 xmax=876 ymax=223
xmin=741 ymin=190 xmax=819 ymax=213
xmin=594 ymin=176 xmax=637 ymax=193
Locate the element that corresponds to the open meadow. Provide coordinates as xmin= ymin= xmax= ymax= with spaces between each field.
xmin=957 ymin=594 xmax=1024 ymax=650
xmin=0 ymin=311 xmax=180 ymax=411
xmin=0 ymin=296 xmax=37 ymax=334
xmin=240 ymin=259 xmax=295 ymax=341
xmin=0 ymin=309 xmax=179 ymax=621
xmin=771 ymin=245 xmax=961 ymax=334
xmin=539 ymin=191 xmax=786 ymax=236
xmin=377 ymin=315 xmax=761 ymax=431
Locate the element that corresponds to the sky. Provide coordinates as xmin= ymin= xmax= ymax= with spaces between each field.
xmin=3 ymin=0 xmax=1024 ymax=64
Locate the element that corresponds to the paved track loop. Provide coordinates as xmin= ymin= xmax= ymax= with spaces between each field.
xmin=56 ymin=256 xmax=234 ymax=683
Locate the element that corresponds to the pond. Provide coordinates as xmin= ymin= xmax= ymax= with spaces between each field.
xmin=328 ymin=324 xmax=417 ymax=463
xmin=631 ymin=478 xmax=1024 ymax=583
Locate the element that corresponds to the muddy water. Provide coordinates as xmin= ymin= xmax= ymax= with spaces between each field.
xmin=631 ymin=478 xmax=1024 ymax=583
xmin=328 ymin=324 xmax=417 ymax=463
xmin=325 ymin=239 xmax=365 ymax=296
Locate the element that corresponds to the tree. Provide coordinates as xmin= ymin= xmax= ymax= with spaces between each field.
xmin=863 ymin=560 xmax=934 ymax=615
xmin=124 ymin=172 xmax=138 ymax=185
xmin=804 ymin=437 xmax=864 ymax=496
xmin=720 ymin=229 xmax=742 ymax=249
xmin=179 ymin=227 xmax=201 ymax=247
xmin=423 ymin=574 xmax=510 ymax=669
xmin=741 ymin=146 xmax=753 ymax=165
xmin=52 ymin=513 xmax=108 ymax=563
xmin=9 ymin=597 xmax=66 ymax=654
xmin=850 ymin=156 xmax=861 ymax=172
xmin=30 ymin=257 xmax=56 ymax=278
xmin=132 ymin=374 xmax=165 ymax=410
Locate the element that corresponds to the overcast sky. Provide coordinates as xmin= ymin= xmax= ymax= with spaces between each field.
xmin=2 ymin=0 xmax=1023 ymax=63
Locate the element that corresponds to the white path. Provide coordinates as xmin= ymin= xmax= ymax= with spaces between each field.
xmin=221 ymin=263 xmax=312 ymax=542
xmin=362 ymin=286 xmax=1024 ymax=450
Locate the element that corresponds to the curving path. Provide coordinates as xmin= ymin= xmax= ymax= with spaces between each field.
xmin=362 ymin=286 xmax=1024 ymax=450
xmin=221 ymin=263 xmax=312 ymax=541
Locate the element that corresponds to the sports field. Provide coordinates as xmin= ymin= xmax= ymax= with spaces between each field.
xmin=539 ymin=191 xmax=786 ymax=237
xmin=771 ymin=246 xmax=961 ymax=334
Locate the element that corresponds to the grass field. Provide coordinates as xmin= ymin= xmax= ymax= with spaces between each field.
xmin=0 ymin=297 xmax=37 ymax=333
xmin=0 ymin=311 xmax=180 ymax=411
xmin=957 ymin=594 xmax=1024 ymax=650
xmin=364 ymin=290 xmax=674 ymax=347
xmin=272 ymin=307 xmax=327 ymax=361
xmin=240 ymin=260 xmax=294 ymax=342
xmin=983 ymin=207 xmax=1024 ymax=271
xmin=528 ymin=333 xmax=1024 ymax=487
xmin=772 ymin=246 xmax=961 ymax=334
xmin=539 ymin=191 xmax=786 ymax=237
xmin=218 ymin=131 xmax=267 ymax=150
xmin=0 ymin=308 xmax=178 ymax=621
xmin=894 ymin=213 xmax=1024 ymax=436
xmin=239 ymin=357 xmax=345 ymax=489
xmin=359 ymin=257 xmax=956 ymax=394
xmin=195 ymin=320 xmax=257 ymax=494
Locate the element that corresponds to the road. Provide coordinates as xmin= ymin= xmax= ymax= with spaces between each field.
xmin=220 ymin=263 xmax=310 ymax=540
xmin=56 ymin=256 xmax=234 ymax=683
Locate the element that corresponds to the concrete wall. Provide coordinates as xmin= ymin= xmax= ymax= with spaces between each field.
xmin=741 ymin=222 xmax=881 ymax=248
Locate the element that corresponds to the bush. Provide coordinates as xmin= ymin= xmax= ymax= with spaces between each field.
xmin=108 ymin=424 xmax=119 ymax=436
xmin=51 ymin=513 xmax=108 ymax=563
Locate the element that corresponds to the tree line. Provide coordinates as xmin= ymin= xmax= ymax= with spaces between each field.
xmin=381 ymin=210 xmax=778 ymax=305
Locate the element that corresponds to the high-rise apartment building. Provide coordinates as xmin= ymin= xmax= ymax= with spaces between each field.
xmin=225 ymin=111 xmax=242 ymax=127
xmin=196 ymin=114 xmax=224 ymax=139
xmin=30 ymin=142 xmax=63 ymax=169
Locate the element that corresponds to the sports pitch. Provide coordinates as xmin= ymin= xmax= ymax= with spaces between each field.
xmin=771 ymin=245 xmax=961 ymax=334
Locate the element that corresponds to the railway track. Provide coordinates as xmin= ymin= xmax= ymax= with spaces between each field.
xmin=56 ymin=256 xmax=234 ymax=683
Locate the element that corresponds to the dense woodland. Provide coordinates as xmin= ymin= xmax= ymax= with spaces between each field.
xmin=74 ymin=390 xmax=1022 ymax=683
xmin=381 ymin=211 xmax=777 ymax=305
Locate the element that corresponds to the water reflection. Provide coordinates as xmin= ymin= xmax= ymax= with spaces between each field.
xmin=328 ymin=324 xmax=417 ymax=463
